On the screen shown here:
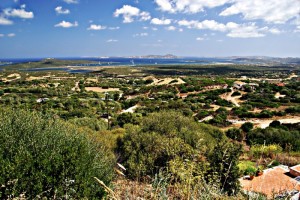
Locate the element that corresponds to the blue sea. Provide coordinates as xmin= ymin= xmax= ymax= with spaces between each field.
xmin=0 ymin=57 xmax=244 ymax=73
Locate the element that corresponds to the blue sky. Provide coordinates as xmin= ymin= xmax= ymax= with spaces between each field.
xmin=0 ymin=0 xmax=299 ymax=58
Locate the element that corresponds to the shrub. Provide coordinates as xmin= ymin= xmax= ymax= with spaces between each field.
xmin=250 ymin=144 xmax=282 ymax=159
xmin=226 ymin=128 xmax=244 ymax=142
xmin=0 ymin=108 xmax=115 ymax=199
xmin=232 ymin=91 xmax=241 ymax=97
xmin=68 ymin=117 xmax=107 ymax=131
xmin=117 ymin=111 xmax=224 ymax=179
xmin=241 ymin=122 xmax=253 ymax=133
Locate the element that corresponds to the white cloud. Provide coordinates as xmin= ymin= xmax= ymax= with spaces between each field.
xmin=0 ymin=33 xmax=16 ymax=37
xmin=152 ymin=27 xmax=158 ymax=31
xmin=55 ymin=6 xmax=70 ymax=15
xmin=133 ymin=32 xmax=148 ymax=37
xmin=87 ymin=24 xmax=106 ymax=30
xmin=196 ymin=37 xmax=204 ymax=41
xmin=108 ymin=26 xmax=120 ymax=30
xmin=107 ymin=39 xmax=118 ymax=42
xmin=268 ymin=28 xmax=282 ymax=35
xmin=114 ymin=5 xmax=151 ymax=23
xmin=154 ymin=0 xmax=231 ymax=14
xmin=0 ymin=16 xmax=13 ymax=25
xmin=63 ymin=0 xmax=78 ymax=4
xmin=178 ymin=19 xmax=227 ymax=31
xmin=55 ymin=21 xmax=78 ymax=28
xmin=166 ymin=26 xmax=176 ymax=31
xmin=151 ymin=18 xmax=171 ymax=25
xmin=154 ymin=0 xmax=300 ymax=25
xmin=7 ymin=33 xmax=16 ymax=37
xmin=227 ymin=23 xmax=265 ymax=38
xmin=4 ymin=5 xmax=34 ymax=19
xmin=140 ymin=11 xmax=151 ymax=21
xmin=178 ymin=19 xmax=273 ymax=38
xmin=220 ymin=0 xmax=300 ymax=24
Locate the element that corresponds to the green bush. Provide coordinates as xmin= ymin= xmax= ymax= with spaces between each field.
xmin=68 ymin=117 xmax=107 ymax=131
xmin=118 ymin=111 xmax=224 ymax=179
xmin=0 ymin=108 xmax=115 ymax=199
xmin=241 ymin=122 xmax=253 ymax=133
xmin=226 ymin=128 xmax=244 ymax=142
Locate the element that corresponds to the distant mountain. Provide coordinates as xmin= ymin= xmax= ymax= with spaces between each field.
xmin=128 ymin=54 xmax=179 ymax=59
xmin=227 ymin=56 xmax=300 ymax=64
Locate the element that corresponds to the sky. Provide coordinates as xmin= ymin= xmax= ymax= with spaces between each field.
xmin=0 ymin=0 xmax=300 ymax=58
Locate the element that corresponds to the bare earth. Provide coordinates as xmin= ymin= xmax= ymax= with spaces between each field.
xmin=85 ymin=87 xmax=120 ymax=93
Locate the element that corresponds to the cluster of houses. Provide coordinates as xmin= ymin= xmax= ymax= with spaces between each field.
xmin=240 ymin=164 xmax=300 ymax=199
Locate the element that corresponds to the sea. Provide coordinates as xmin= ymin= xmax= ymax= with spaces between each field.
xmin=0 ymin=57 xmax=250 ymax=73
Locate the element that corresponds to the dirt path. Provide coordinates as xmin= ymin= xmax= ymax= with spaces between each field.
xmin=71 ymin=81 xmax=79 ymax=91
xmin=121 ymin=105 xmax=139 ymax=114
xmin=274 ymin=92 xmax=285 ymax=99
xmin=227 ymin=116 xmax=300 ymax=129
xmin=220 ymin=88 xmax=243 ymax=107
xmin=85 ymin=87 xmax=120 ymax=93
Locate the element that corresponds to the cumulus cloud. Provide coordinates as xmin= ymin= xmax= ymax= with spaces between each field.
xmin=0 ymin=16 xmax=13 ymax=25
xmin=87 ymin=24 xmax=106 ymax=30
xmin=166 ymin=26 xmax=176 ymax=31
xmin=178 ymin=20 xmax=227 ymax=31
xmin=178 ymin=19 xmax=280 ymax=38
xmin=107 ymin=39 xmax=118 ymax=42
xmin=220 ymin=0 xmax=300 ymax=24
xmin=226 ymin=23 xmax=266 ymax=38
xmin=55 ymin=6 xmax=70 ymax=15
xmin=55 ymin=21 xmax=78 ymax=28
xmin=268 ymin=28 xmax=282 ymax=35
xmin=150 ymin=18 xmax=171 ymax=25
xmin=154 ymin=0 xmax=231 ymax=14
xmin=0 ymin=34 xmax=4 ymax=37
xmin=63 ymin=0 xmax=78 ymax=4
xmin=3 ymin=4 xmax=34 ymax=19
xmin=155 ymin=0 xmax=300 ymax=25
xmin=140 ymin=11 xmax=151 ymax=21
xmin=114 ymin=5 xmax=151 ymax=23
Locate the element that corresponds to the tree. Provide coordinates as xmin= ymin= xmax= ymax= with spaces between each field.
xmin=226 ymin=128 xmax=244 ymax=142
xmin=241 ymin=122 xmax=253 ymax=133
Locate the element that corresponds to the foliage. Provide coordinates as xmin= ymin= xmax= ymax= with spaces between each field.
xmin=116 ymin=112 xmax=142 ymax=127
xmin=226 ymin=128 xmax=244 ymax=142
xmin=244 ymin=166 xmax=257 ymax=176
xmin=0 ymin=108 xmax=115 ymax=199
xmin=247 ymin=126 xmax=300 ymax=151
xmin=238 ymin=161 xmax=256 ymax=175
xmin=241 ymin=122 xmax=254 ymax=133
xmin=206 ymin=140 xmax=242 ymax=195
xmin=68 ymin=117 xmax=107 ymax=131
xmin=117 ymin=111 xmax=224 ymax=179
xmin=250 ymin=144 xmax=283 ymax=158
